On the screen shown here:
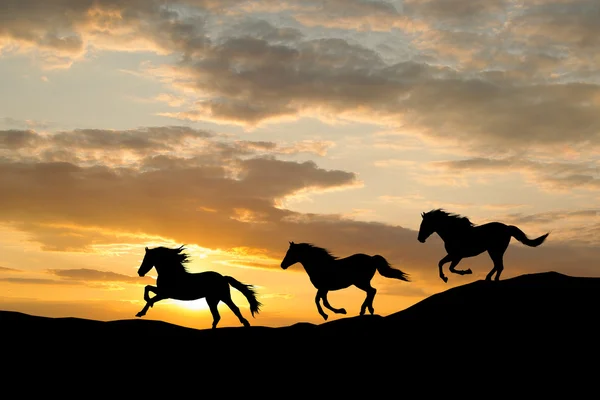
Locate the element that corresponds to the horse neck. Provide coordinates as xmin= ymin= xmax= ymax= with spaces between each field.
xmin=435 ymin=220 xmax=468 ymax=242
xmin=155 ymin=262 xmax=187 ymax=278
xmin=297 ymin=252 xmax=329 ymax=276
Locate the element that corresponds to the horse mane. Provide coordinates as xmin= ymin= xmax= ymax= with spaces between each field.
xmin=154 ymin=245 xmax=190 ymax=273
xmin=299 ymin=243 xmax=338 ymax=262
xmin=425 ymin=208 xmax=475 ymax=229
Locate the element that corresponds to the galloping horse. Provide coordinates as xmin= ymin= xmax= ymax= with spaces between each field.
xmin=136 ymin=245 xmax=262 ymax=329
xmin=280 ymin=241 xmax=410 ymax=320
xmin=417 ymin=209 xmax=550 ymax=283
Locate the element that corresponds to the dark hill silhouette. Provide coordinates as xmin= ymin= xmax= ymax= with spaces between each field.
xmin=3 ymin=271 xmax=599 ymax=384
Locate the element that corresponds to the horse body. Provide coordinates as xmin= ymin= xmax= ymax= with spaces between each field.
xmin=439 ymin=222 xmax=510 ymax=258
xmin=305 ymin=254 xmax=378 ymax=290
xmin=155 ymin=271 xmax=228 ymax=301
xmin=418 ymin=209 xmax=549 ymax=283
xmin=136 ymin=246 xmax=262 ymax=329
xmin=281 ymin=242 xmax=410 ymax=320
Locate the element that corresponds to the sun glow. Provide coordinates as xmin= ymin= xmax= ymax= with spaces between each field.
xmin=171 ymin=299 xmax=209 ymax=311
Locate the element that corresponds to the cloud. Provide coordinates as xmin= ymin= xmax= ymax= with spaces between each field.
xmin=0 ymin=126 xmax=359 ymax=253
xmin=291 ymin=0 xmax=424 ymax=32
xmin=503 ymin=209 xmax=600 ymax=225
xmin=48 ymin=268 xmax=151 ymax=283
xmin=0 ymin=266 xmax=21 ymax=272
xmin=0 ymin=0 xmax=213 ymax=68
xmin=428 ymin=156 xmax=600 ymax=192
xmin=0 ymin=277 xmax=76 ymax=285
xmin=0 ymin=130 xmax=43 ymax=150
xmin=3 ymin=1 xmax=600 ymax=156
xmin=403 ymin=0 xmax=510 ymax=24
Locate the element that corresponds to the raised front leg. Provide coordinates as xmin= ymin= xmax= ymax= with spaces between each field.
xmin=319 ymin=289 xmax=346 ymax=315
xmin=135 ymin=294 xmax=166 ymax=318
xmin=438 ymin=255 xmax=452 ymax=283
xmin=448 ymin=258 xmax=471 ymax=276
xmin=143 ymin=285 xmax=158 ymax=302
xmin=315 ymin=292 xmax=328 ymax=320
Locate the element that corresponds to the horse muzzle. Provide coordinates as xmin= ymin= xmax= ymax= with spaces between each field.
xmin=418 ymin=237 xmax=425 ymax=243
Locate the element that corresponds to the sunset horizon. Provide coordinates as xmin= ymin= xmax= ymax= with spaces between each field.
xmin=2 ymin=0 xmax=599 ymax=330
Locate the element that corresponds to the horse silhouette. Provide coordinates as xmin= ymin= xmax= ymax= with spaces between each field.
xmin=417 ymin=209 xmax=550 ymax=283
xmin=136 ymin=245 xmax=262 ymax=328
xmin=280 ymin=241 xmax=410 ymax=320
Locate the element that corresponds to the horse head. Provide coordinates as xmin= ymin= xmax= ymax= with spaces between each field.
xmin=137 ymin=246 xmax=155 ymax=277
xmin=281 ymin=241 xmax=299 ymax=269
xmin=418 ymin=211 xmax=435 ymax=243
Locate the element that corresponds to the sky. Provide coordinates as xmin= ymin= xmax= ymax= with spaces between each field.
xmin=1 ymin=0 xmax=600 ymax=329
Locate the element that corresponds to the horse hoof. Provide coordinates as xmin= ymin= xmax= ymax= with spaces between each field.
xmin=339 ymin=308 xmax=347 ymax=314
xmin=323 ymin=314 xmax=328 ymax=320
xmin=441 ymin=277 xmax=448 ymax=283
xmin=135 ymin=313 xmax=144 ymax=318
xmin=466 ymin=269 xmax=472 ymax=274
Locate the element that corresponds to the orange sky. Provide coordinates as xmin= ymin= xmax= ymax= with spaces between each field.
xmin=1 ymin=0 xmax=600 ymax=329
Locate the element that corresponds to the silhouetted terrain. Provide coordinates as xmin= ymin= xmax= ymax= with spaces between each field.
xmin=4 ymin=271 xmax=599 ymax=381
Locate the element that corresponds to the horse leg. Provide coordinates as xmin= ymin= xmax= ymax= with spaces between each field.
xmin=438 ymin=255 xmax=452 ymax=283
xmin=222 ymin=294 xmax=250 ymax=328
xmin=135 ymin=294 xmax=165 ymax=317
xmin=206 ymin=296 xmax=221 ymax=329
xmin=448 ymin=258 xmax=471 ymax=276
xmin=354 ymin=282 xmax=377 ymax=316
xmin=135 ymin=285 xmax=158 ymax=316
xmin=314 ymin=291 xmax=328 ymax=320
xmin=319 ymin=289 xmax=347 ymax=315
xmin=143 ymin=285 xmax=158 ymax=302
xmin=136 ymin=302 xmax=151 ymax=318
xmin=488 ymin=249 xmax=506 ymax=281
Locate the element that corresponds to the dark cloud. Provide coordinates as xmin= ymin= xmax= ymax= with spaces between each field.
xmin=51 ymin=126 xmax=212 ymax=151
xmin=0 ymin=130 xmax=43 ymax=150
xmin=404 ymin=0 xmax=510 ymax=23
xmin=1 ymin=126 xmax=211 ymax=152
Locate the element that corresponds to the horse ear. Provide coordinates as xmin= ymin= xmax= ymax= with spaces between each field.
xmin=145 ymin=247 xmax=148 ymax=251
xmin=289 ymin=241 xmax=294 ymax=245
xmin=421 ymin=212 xmax=424 ymax=218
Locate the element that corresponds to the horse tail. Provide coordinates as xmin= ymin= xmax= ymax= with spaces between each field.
xmin=373 ymin=255 xmax=410 ymax=282
xmin=224 ymin=276 xmax=262 ymax=317
xmin=508 ymin=225 xmax=550 ymax=247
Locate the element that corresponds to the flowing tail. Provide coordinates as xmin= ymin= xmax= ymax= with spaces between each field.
xmin=508 ymin=225 xmax=550 ymax=247
xmin=225 ymin=276 xmax=262 ymax=317
xmin=373 ymin=255 xmax=410 ymax=282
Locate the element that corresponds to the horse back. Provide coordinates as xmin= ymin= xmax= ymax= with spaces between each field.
xmin=446 ymin=222 xmax=511 ymax=256
xmin=336 ymin=253 xmax=373 ymax=266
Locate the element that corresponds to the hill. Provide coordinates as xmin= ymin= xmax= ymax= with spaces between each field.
xmin=3 ymin=271 xmax=599 ymax=379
